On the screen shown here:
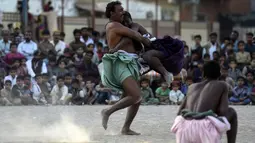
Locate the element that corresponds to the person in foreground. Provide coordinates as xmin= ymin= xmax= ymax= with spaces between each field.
xmin=100 ymin=1 xmax=150 ymax=135
xmin=171 ymin=61 xmax=238 ymax=143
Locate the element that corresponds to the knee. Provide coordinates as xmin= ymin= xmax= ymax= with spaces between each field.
xmin=142 ymin=53 xmax=150 ymax=60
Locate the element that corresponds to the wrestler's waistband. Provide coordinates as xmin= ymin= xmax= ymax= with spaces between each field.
xmin=117 ymin=50 xmax=138 ymax=58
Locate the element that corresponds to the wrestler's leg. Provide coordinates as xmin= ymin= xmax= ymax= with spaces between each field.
xmin=142 ymin=50 xmax=173 ymax=85
xmin=101 ymin=77 xmax=142 ymax=131
xmin=225 ymin=107 xmax=238 ymax=143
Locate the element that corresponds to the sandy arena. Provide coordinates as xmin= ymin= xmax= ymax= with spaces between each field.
xmin=0 ymin=106 xmax=254 ymax=143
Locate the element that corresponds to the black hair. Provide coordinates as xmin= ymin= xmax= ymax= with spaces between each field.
xmin=72 ymin=79 xmax=80 ymax=84
xmin=81 ymin=27 xmax=88 ymax=31
xmin=140 ymin=78 xmax=150 ymax=84
xmin=238 ymin=40 xmax=245 ymax=46
xmin=237 ymin=76 xmax=245 ymax=81
xmin=9 ymin=67 xmax=17 ymax=71
xmin=65 ymin=73 xmax=72 ymax=77
xmin=86 ymin=51 xmax=94 ymax=56
xmin=73 ymin=29 xmax=81 ymax=36
xmin=246 ymin=71 xmax=254 ymax=77
xmin=42 ymin=29 xmax=50 ymax=35
xmin=4 ymin=80 xmax=12 ymax=84
xmin=87 ymin=43 xmax=94 ymax=48
xmin=123 ymin=11 xmax=132 ymax=21
xmin=184 ymin=45 xmax=189 ymax=49
xmin=203 ymin=61 xmax=221 ymax=79
xmin=97 ymin=42 xmax=103 ymax=48
xmin=17 ymin=75 xmax=24 ymax=80
xmin=105 ymin=1 xmax=122 ymax=18
xmin=194 ymin=35 xmax=202 ymax=40
xmin=246 ymin=32 xmax=254 ymax=37
xmin=223 ymin=37 xmax=230 ymax=41
xmin=229 ymin=59 xmax=237 ymax=64
xmin=209 ymin=32 xmax=217 ymax=37
xmin=60 ymin=31 xmax=65 ymax=37
xmin=35 ymin=74 xmax=42 ymax=79
xmin=10 ymin=43 xmax=17 ymax=48
xmin=57 ymin=76 xmax=65 ymax=81
xmin=232 ymin=30 xmax=239 ymax=37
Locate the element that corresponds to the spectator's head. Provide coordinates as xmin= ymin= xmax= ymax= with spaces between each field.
xmin=49 ymin=57 xmax=56 ymax=66
xmin=84 ymin=51 xmax=94 ymax=62
xmin=171 ymin=81 xmax=180 ymax=91
xmin=184 ymin=45 xmax=189 ymax=55
xmin=24 ymin=30 xmax=32 ymax=42
xmin=2 ymin=30 xmax=10 ymax=41
xmin=226 ymin=43 xmax=233 ymax=50
xmin=230 ymin=30 xmax=239 ymax=41
xmin=237 ymin=76 xmax=245 ymax=87
xmin=97 ymin=42 xmax=103 ymax=52
xmin=4 ymin=80 xmax=12 ymax=90
xmin=186 ymin=76 xmax=193 ymax=85
xmin=87 ymin=43 xmax=94 ymax=52
xmin=86 ymin=80 xmax=94 ymax=89
xmin=213 ymin=51 xmax=220 ymax=61
xmin=58 ymin=60 xmax=66 ymax=69
xmin=105 ymin=1 xmax=123 ymax=22
xmin=229 ymin=59 xmax=237 ymax=69
xmin=203 ymin=53 xmax=210 ymax=63
xmin=9 ymin=43 xmax=18 ymax=54
xmin=246 ymin=32 xmax=254 ymax=44
xmin=251 ymin=59 xmax=255 ymax=68
xmin=73 ymin=29 xmax=81 ymax=41
xmin=92 ymin=31 xmax=100 ymax=42
xmin=64 ymin=73 xmax=72 ymax=85
xmin=42 ymin=73 xmax=49 ymax=83
xmin=60 ymin=31 xmax=65 ymax=41
xmin=72 ymin=79 xmax=80 ymax=89
xmin=194 ymin=35 xmax=201 ymax=45
xmin=161 ymin=82 xmax=169 ymax=89
xmin=42 ymin=29 xmax=51 ymax=40
xmin=203 ymin=61 xmax=221 ymax=80
xmin=53 ymin=31 xmax=61 ymax=43
xmin=35 ymin=74 xmax=43 ymax=84
xmin=122 ymin=11 xmax=132 ymax=27
xmin=209 ymin=32 xmax=217 ymax=44
xmin=238 ymin=40 xmax=245 ymax=51
xmin=13 ymin=59 xmax=20 ymax=68
xmin=219 ymin=54 xmax=226 ymax=62
xmin=57 ymin=76 xmax=65 ymax=87
xmin=24 ymin=75 xmax=31 ymax=86
xmin=198 ymin=61 xmax=204 ymax=69
xmin=140 ymin=78 xmax=150 ymax=88
xmin=191 ymin=50 xmax=199 ymax=60
xmin=223 ymin=37 xmax=230 ymax=45
xmin=75 ymin=73 xmax=83 ymax=82
xmin=16 ymin=76 xmax=24 ymax=87
xmin=9 ymin=67 xmax=17 ymax=77
xmin=63 ymin=48 xmax=72 ymax=57
xmin=81 ymin=27 xmax=90 ymax=37
xmin=227 ymin=50 xmax=235 ymax=59
xmin=246 ymin=71 xmax=254 ymax=83
xmin=221 ymin=66 xmax=228 ymax=77
xmin=76 ymin=47 xmax=84 ymax=55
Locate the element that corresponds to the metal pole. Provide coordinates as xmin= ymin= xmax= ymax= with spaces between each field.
xmin=155 ymin=0 xmax=158 ymax=37
xmin=61 ymin=0 xmax=64 ymax=32
xmin=126 ymin=0 xmax=129 ymax=12
xmin=92 ymin=0 xmax=95 ymax=30
xmin=22 ymin=0 xmax=28 ymax=32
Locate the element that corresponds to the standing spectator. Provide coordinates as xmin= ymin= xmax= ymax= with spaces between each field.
xmin=230 ymin=76 xmax=251 ymax=105
xmin=87 ymin=43 xmax=100 ymax=65
xmin=26 ymin=51 xmax=47 ymax=78
xmin=4 ymin=67 xmax=17 ymax=87
xmin=80 ymin=27 xmax=94 ymax=46
xmin=32 ymin=74 xmax=47 ymax=105
xmin=203 ymin=32 xmax=221 ymax=60
xmin=228 ymin=60 xmax=242 ymax=81
xmin=183 ymin=45 xmax=191 ymax=70
xmin=38 ymin=29 xmax=55 ymax=56
xmin=69 ymin=29 xmax=86 ymax=52
xmin=0 ymin=30 xmax=11 ymax=57
xmin=155 ymin=82 xmax=170 ymax=104
xmin=242 ymin=59 xmax=255 ymax=76
xmin=230 ymin=30 xmax=239 ymax=52
xmin=18 ymin=31 xmax=37 ymax=60
xmin=245 ymin=32 xmax=255 ymax=53
xmin=221 ymin=37 xmax=230 ymax=50
xmin=13 ymin=27 xmax=24 ymax=44
xmin=51 ymin=31 xmax=66 ymax=59
xmin=191 ymin=35 xmax=203 ymax=60
xmin=50 ymin=76 xmax=69 ymax=105
xmin=236 ymin=41 xmax=251 ymax=69
xmin=4 ymin=43 xmax=25 ymax=65
xmin=70 ymin=79 xmax=85 ymax=105
xmin=0 ymin=80 xmax=12 ymax=105
xmin=169 ymin=81 xmax=185 ymax=105
xmin=97 ymin=42 xmax=105 ymax=62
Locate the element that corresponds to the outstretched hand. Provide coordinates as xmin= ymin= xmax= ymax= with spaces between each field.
xmin=142 ymin=37 xmax=151 ymax=47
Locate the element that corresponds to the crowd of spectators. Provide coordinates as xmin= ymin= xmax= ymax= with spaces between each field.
xmin=0 ymin=25 xmax=255 ymax=106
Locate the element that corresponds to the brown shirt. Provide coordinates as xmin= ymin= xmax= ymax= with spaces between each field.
xmin=38 ymin=40 xmax=55 ymax=55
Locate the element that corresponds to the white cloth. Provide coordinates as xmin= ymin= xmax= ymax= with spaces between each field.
xmin=4 ymin=75 xmax=17 ymax=87
xmin=26 ymin=59 xmax=47 ymax=78
xmin=169 ymin=90 xmax=185 ymax=103
xmin=17 ymin=41 xmax=38 ymax=60
xmin=51 ymin=40 xmax=66 ymax=57
xmin=50 ymin=85 xmax=69 ymax=102
xmin=80 ymin=36 xmax=96 ymax=52
xmin=32 ymin=83 xmax=47 ymax=104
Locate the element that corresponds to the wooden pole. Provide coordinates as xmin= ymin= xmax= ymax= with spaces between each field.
xmin=155 ymin=0 xmax=158 ymax=37
xmin=22 ymin=0 xmax=28 ymax=32
xmin=92 ymin=0 xmax=95 ymax=30
xmin=126 ymin=0 xmax=129 ymax=12
xmin=61 ymin=0 xmax=64 ymax=32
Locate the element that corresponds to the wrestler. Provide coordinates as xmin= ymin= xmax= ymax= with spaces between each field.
xmin=100 ymin=1 xmax=151 ymax=135
xmin=111 ymin=11 xmax=184 ymax=85
xmin=171 ymin=61 xmax=237 ymax=143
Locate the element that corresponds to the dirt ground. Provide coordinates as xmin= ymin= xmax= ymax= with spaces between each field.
xmin=0 ymin=105 xmax=254 ymax=143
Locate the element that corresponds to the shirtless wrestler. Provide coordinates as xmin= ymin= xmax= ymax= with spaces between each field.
xmin=172 ymin=61 xmax=237 ymax=143
xmin=100 ymin=1 xmax=151 ymax=135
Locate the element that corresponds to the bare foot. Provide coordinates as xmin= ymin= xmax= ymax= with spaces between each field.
xmin=101 ymin=109 xmax=110 ymax=130
xmin=121 ymin=129 xmax=141 ymax=135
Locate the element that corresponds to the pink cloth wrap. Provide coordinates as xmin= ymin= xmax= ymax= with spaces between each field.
xmin=171 ymin=115 xmax=231 ymax=143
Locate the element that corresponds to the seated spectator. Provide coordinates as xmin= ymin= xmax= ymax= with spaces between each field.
xmin=227 ymin=49 xmax=235 ymax=60
xmin=246 ymin=71 xmax=254 ymax=93
xmin=140 ymin=78 xmax=158 ymax=105
xmin=17 ymin=57 xmax=28 ymax=76
xmin=228 ymin=59 xmax=242 ymax=81
xmin=26 ymin=51 xmax=47 ymax=79
xmin=180 ymin=76 xmax=193 ymax=95
xmin=69 ymin=79 xmax=85 ymax=105
xmin=64 ymin=73 xmax=73 ymax=92
xmin=169 ymin=81 xmax=185 ymax=105
xmin=221 ymin=66 xmax=235 ymax=89
xmin=73 ymin=47 xmax=84 ymax=65
xmin=219 ymin=54 xmax=228 ymax=68
xmin=193 ymin=61 xmax=203 ymax=83
xmin=0 ymin=80 xmax=12 ymax=106
xmin=203 ymin=53 xmax=210 ymax=64
xmin=4 ymin=67 xmax=17 ymax=87
xmin=245 ymin=32 xmax=255 ymax=53
xmin=53 ymin=60 xmax=69 ymax=77
xmin=230 ymin=76 xmax=251 ymax=105
xmin=50 ymin=76 xmax=69 ymax=105
xmin=51 ymin=31 xmax=66 ymax=59
xmin=69 ymin=29 xmax=86 ymax=52
xmin=32 ymin=74 xmax=47 ymax=105
xmin=95 ymin=81 xmax=112 ymax=104
xmin=86 ymin=43 xmax=100 ymax=65
xmin=75 ymin=73 xmax=85 ymax=88
xmin=40 ymin=73 xmax=52 ymax=104
xmin=236 ymin=40 xmax=251 ymax=69
xmin=242 ymin=59 xmax=255 ymax=76
xmin=96 ymin=42 xmax=104 ymax=62
xmin=84 ymin=80 xmax=97 ymax=105
xmin=155 ymin=82 xmax=170 ymax=105
xmin=212 ymin=51 xmax=220 ymax=61
xmin=4 ymin=43 xmax=25 ymax=65
xmin=38 ymin=29 xmax=56 ymax=56
xmin=47 ymin=57 xmax=57 ymax=80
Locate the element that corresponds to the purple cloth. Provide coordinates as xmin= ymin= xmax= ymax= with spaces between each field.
xmin=151 ymin=36 xmax=184 ymax=75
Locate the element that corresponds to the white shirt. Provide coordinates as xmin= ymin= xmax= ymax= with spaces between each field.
xmin=17 ymin=40 xmax=38 ymax=60
xmin=51 ymin=40 xmax=66 ymax=57
xmin=80 ymin=36 xmax=97 ymax=52
xmin=50 ymin=85 xmax=69 ymax=101
xmin=169 ymin=90 xmax=185 ymax=103
xmin=32 ymin=83 xmax=42 ymax=101
xmin=209 ymin=44 xmax=217 ymax=60
xmin=4 ymin=75 xmax=17 ymax=87
xmin=26 ymin=59 xmax=47 ymax=78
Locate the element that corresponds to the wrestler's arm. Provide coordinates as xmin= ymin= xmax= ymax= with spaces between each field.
xmin=177 ymin=85 xmax=192 ymax=115
xmin=217 ymin=82 xmax=229 ymax=116
xmin=109 ymin=38 xmax=127 ymax=53
xmin=134 ymin=23 xmax=152 ymax=36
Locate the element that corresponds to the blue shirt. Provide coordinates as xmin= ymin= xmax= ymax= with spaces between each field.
xmin=245 ymin=43 xmax=255 ymax=53
xmin=232 ymin=86 xmax=249 ymax=98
